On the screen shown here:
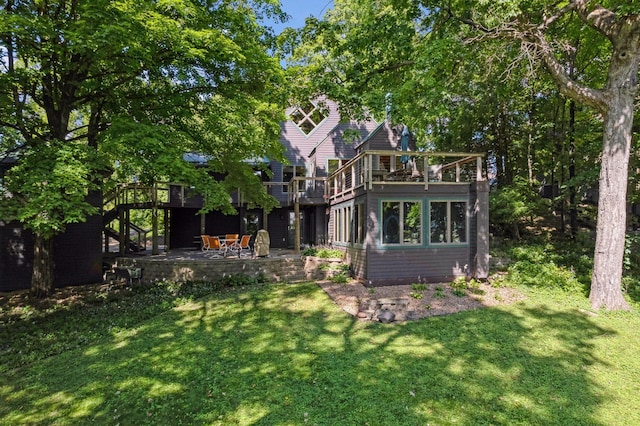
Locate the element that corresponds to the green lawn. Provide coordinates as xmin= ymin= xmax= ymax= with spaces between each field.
xmin=2 ymin=282 xmax=640 ymax=425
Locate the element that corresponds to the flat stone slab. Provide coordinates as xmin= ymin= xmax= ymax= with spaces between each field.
xmin=359 ymin=297 xmax=413 ymax=322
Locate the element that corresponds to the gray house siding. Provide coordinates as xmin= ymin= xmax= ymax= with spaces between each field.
xmin=310 ymin=122 xmax=378 ymax=177
xmin=336 ymin=182 xmax=477 ymax=286
xmin=364 ymin=247 xmax=470 ymax=285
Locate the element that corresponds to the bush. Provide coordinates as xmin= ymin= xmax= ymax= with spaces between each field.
xmin=329 ymin=263 xmax=351 ymax=283
xmin=302 ymin=246 xmax=343 ymax=258
xmin=507 ymin=260 xmax=584 ymax=293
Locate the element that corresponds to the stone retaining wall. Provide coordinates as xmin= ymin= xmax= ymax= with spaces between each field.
xmin=114 ymin=255 xmax=344 ymax=284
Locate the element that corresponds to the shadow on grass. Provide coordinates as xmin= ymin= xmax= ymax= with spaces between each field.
xmin=0 ymin=284 xmax=616 ymax=425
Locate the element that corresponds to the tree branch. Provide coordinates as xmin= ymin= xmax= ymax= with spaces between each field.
xmin=458 ymin=3 xmax=610 ymax=113
xmin=571 ymin=0 xmax=618 ymax=40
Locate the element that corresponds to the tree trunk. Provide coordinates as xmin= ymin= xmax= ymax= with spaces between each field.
xmin=31 ymin=234 xmax=54 ymax=298
xmin=590 ymin=95 xmax=633 ymax=310
xmin=568 ymin=100 xmax=577 ymax=236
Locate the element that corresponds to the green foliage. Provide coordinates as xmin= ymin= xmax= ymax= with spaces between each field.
xmin=409 ymin=283 xmax=429 ymax=298
xmin=410 ymin=291 xmax=424 ymax=300
xmin=449 ymin=278 xmax=468 ymax=296
xmin=1 ymin=0 xmax=289 ymax=291
xmin=508 ymin=261 xmax=583 ymax=293
xmin=329 ymin=263 xmax=351 ymax=283
xmin=624 ymin=233 xmax=640 ymax=277
xmin=492 ymin=236 xmax=593 ymax=294
xmin=489 ymin=177 xmax=551 ymax=238
xmin=623 ymin=233 xmax=640 ymax=299
xmin=411 ymin=283 xmax=428 ymax=292
xmin=302 ymin=246 xmax=343 ymax=258
xmin=0 ymin=140 xmax=99 ymax=237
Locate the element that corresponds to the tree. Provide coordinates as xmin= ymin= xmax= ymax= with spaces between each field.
xmin=0 ymin=0 xmax=288 ymax=296
xmin=519 ymin=1 xmax=638 ymax=310
xmin=290 ymin=0 xmax=638 ymax=310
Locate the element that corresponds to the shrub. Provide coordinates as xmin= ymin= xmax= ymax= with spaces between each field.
xmin=302 ymin=245 xmax=343 ymax=258
xmin=507 ymin=260 xmax=583 ymax=293
xmin=411 ymin=283 xmax=428 ymax=292
xmin=326 ymin=263 xmax=351 ymax=283
xmin=410 ymin=291 xmax=423 ymax=300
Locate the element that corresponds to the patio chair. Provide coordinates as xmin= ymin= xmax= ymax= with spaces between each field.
xmin=203 ymin=235 xmax=225 ymax=257
xmin=201 ymin=235 xmax=211 ymax=251
xmin=236 ymin=234 xmax=252 ymax=258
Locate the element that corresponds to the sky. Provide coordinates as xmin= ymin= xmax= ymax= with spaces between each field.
xmin=275 ymin=0 xmax=333 ymax=30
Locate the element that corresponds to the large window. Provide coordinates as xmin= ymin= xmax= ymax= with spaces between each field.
xmin=332 ymin=203 xmax=366 ymax=245
xmin=430 ymin=201 xmax=467 ymax=244
xmin=381 ymin=200 xmax=422 ymax=245
xmin=290 ymin=102 xmax=328 ymax=135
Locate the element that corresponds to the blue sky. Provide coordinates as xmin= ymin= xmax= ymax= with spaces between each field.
xmin=275 ymin=0 xmax=333 ymax=30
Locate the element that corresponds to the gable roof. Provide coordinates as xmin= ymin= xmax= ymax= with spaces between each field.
xmin=308 ymin=120 xmax=379 ymax=158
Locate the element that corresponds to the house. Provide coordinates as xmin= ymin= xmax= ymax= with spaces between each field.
xmin=156 ymin=98 xmax=489 ymax=285
xmin=1 ymin=98 xmax=488 ymax=292
xmin=325 ymin=120 xmax=489 ymax=285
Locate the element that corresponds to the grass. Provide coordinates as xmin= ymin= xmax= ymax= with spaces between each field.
xmin=2 ymin=281 xmax=640 ymax=425
xmin=2 ymin=233 xmax=640 ymax=425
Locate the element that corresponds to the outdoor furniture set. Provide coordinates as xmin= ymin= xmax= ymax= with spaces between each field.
xmin=200 ymin=234 xmax=252 ymax=257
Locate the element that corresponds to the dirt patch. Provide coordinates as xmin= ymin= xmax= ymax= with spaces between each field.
xmin=0 ymin=282 xmax=130 ymax=312
xmin=317 ymin=280 xmax=525 ymax=321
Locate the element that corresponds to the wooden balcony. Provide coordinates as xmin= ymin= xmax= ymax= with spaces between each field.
xmin=327 ymin=150 xmax=486 ymax=201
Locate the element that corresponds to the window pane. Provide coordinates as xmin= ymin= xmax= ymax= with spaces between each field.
xmin=290 ymin=102 xmax=328 ymax=135
xmin=290 ymin=109 xmax=304 ymax=124
xmin=309 ymin=107 xmax=327 ymax=126
xmin=346 ymin=206 xmax=351 ymax=243
xmin=358 ymin=204 xmax=365 ymax=244
xmin=430 ymin=202 xmax=448 ymax=243
xmin=382 ymin=201 xmax=400 ymax=244
xmin=298 ymin=119 xmax=315 ymax=135
xmin=327 ymin=159 xmax=340 ymax=175
xmin=451 ymin=202 xmax=467 ymax=243
xmin=403 ymin=202 xmax=421 ymax=244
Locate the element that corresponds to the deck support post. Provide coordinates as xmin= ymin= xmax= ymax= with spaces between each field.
xmin=164 ymin=209 xmax=170 ymax=252
xmin=152 ymin=183 xmax=159 ymax=255
xmin=294 ymin=201 xmax=301 ymax=253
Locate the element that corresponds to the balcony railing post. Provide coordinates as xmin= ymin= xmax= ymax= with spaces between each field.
xmin=424 ymin=156 xmax=429 ymax=190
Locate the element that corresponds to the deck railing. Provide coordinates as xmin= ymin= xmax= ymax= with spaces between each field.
xmin=104 ymin=151 xmax=485 ymax=211
xmin=104 ymin=182 xmax=172 ymax=208
xmin=327 ymin=151 xmax=485 ymax=200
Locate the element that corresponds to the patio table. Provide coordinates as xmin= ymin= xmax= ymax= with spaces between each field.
xmin=219 ymin=235 xmax=240 ymax=257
